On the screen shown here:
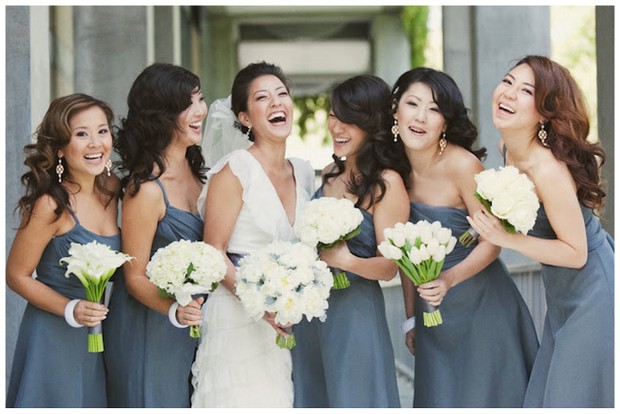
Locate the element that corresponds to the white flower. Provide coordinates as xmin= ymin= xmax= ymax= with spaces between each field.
xmin=235 ymin=240 xmax=332 ymax=327
xmin=146 ymin=240 xmax=227 ymax=306
xmin=474 ymin=166 xmax=539 ymax=234
xmin=294 ymin=197 xmax=364 ymax=247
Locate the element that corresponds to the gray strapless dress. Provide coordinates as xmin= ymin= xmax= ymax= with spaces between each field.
xmin=523 ymin=205 xmax=614 ymax=407
xmin=410 ymin=202 xmax=539 ymax=407
xmin=291 ymin=188 xmax=400 ymax=408
xmin=103 ymin=179 xmax=203 ymax=407
xmin=7 ymin=209 xmax=120 ymax=408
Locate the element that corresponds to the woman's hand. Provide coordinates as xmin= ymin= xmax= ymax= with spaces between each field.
xmin=318 ymin=241 xmax=351 ymax=270
xmin=417 ymin=274 xmax=450 ymax=307
xmin=73 ymin=300 xmax=108 ymax=327
xmin=405 ymin=329 xmax=416 ymax=356
xmin=466 ymin=208 xmax=511 ymax=248
xmin=263 ymin=312 xmax=293 ymax=336
xmin=176 ymin=296 xmax=205 ymax=326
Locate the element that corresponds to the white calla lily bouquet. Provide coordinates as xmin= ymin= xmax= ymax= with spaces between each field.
xmin=294 ymin=196 xmax=364 ymax=289
xmin=378 ymin=220 xmax=457 ymax=327
xmin=459 ymin=165 xmax=539 ymax=247
xmin=235 ymin=240 xmax=334 ymax=349
xmin=60 ymin=240 xmax=133 ymax=352
xmin=146 ymin=240 xmax=227 ymax=338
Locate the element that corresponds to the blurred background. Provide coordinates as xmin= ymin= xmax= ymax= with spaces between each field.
xmin=4 ymin=5 xmax=614 ymax=405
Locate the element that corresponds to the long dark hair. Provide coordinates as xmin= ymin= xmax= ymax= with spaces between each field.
xmin=324 ymin=74 xmax=411 ymax=209
xmin=18 ymin=93 xmax=116 ymax=227
xmin=514 ymin=55 xmax=606 ymax=210
xmin=115 ymin=63 xmax=207 ymax=196
xmin=391 ymin=67 xmax=486 ymax=160
xmin=230 ymin=61 xmax=290 ymax=142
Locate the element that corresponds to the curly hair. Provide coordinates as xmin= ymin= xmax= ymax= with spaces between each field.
xmin=230 ymin=61 xmax=290 ymax=142
xmin=391 ymin=67 xmax=486 ymax=160
xmin=17 ymin=93 xmax=116 ymax=227
xmin=115 ymin=63 xmax=207 ymax=196
xmin=515 ymin=55 xmax=606 ymax=210
xmin=324 ymin=75 xmax=411 ymax=209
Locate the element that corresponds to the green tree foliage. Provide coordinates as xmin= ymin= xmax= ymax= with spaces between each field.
xmin=401 ymin=6 xmax=430 ymax=68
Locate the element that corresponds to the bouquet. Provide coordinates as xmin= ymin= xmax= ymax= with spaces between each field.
xmin=60 ymin=240 xmax=133 ymax=352
xmin=459 ymin=165 xmax=539 ymax=247
xmin=378 ymin=220 xmax=457 ymax=327
xmin=294 ymin=197 xmax=364 ymax=289
xmin=146 ymin=240 xmax=227 ymax=338
xmin=235 ymin=240 xmax=333 ymax=349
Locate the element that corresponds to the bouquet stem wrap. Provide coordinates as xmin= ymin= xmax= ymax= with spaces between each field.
xmin=418 ymin=296 xmax=443 ymax=328
xmin=330 ymin=267 xmax=350 ymax=289
xmin=276 ymin=326 xmax=296 ymax=350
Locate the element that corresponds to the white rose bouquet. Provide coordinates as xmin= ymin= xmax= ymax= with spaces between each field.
xmin=235 ymin=240 xmax=334 ymax=349
xmin=60 ymin=240 xmax=133 ymax=352
xmin=294 ymin=197 xmax=364 ymax=289
xmin=146 ymin=240 xmax=227 ymax=338
xmin=459 ymin=165 xmax=539 ymax=247
xmin=378 ymin=220 xmax=457 ymax=327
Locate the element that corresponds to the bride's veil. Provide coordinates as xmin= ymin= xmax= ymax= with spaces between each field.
xmin=200 ymin=95 xmax=251 ymax=167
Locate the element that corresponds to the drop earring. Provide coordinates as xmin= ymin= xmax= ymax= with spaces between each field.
xmin=391 ymin=120 xmax=399 ymax=142
xmin=538 ymin=122 xmax=549 ymax=147
xmin=56 ymin=157 xmax=64 ymax=183
xmin=438 ymin=132 xmax=447 ymax=156
xmin=105 ymin=159 xmax=112 ymax=176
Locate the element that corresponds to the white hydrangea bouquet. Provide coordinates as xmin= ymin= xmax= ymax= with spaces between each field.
xmin=60 ymin=240 xmax=133 ymax=352
xmin=378 ymin=220 xmax=457 ymax=327
xmin=294 ymin=197 xmax=364 ymax=289
xmin=459 ymin=165 xmax=539 ymax=247
xmin=235 ymin=240 xmax=334 ymax=349
xmin=146 ymin=240 xmax=227 ymax=338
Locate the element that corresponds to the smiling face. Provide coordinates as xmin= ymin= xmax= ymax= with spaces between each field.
xmin=394 ymin=81 xmax=446 ymax=153
xmin=58 ymin=105 xmax=113 ymax=181
xmin=238 ymin=74 xmax=293 ymax=142
xmin=492 ymin=63 xmax=543 ymax=136
xmin=327 ymin=110 xmax=366 ymax=159
xmin=175 ymin=88 xmax=208 ymax=146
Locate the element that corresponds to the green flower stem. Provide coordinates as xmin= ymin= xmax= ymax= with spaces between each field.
xmin=276 ymin=332 xmax=297 ymax=349
xmin=88 ymin=333 xmax=104 ymax=353
xmin=190 ymin=325 xmax=201 ymax=339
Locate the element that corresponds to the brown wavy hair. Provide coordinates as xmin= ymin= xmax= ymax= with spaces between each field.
xmin=516 ymin=55 xmax=606 ymax=210
xmin=17 ymin=93 xmax=117 ymax=227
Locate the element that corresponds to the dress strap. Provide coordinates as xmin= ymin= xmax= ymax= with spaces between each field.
xmin=66 ymin=205 xmax=80 ymax=225
xmin=502 ymin=144 xmax=507 ymax=165
xmin=152 ymin=178 xmax=171 ymax=207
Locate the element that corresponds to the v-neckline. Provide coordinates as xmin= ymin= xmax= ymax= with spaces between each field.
xmin=244 ymin=149 xmax=298 ymax=228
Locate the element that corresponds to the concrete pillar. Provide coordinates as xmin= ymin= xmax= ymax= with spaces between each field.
xmin=5 ymin=5 xmax=52 ymax=388
xmin=202 ymin=9 xmax=237 ymax=102
xmin=595 ymin=6 xmax=614 ymax=236
xmin=73 ymin=6 xmax=149 ymax=118
xmin=443 ymin=6 xmax=550 ymax=170
xmin=371 ymin=11 xmax=411 ymax=87
xmin=153 ymin=6 xmax=181 ymax=65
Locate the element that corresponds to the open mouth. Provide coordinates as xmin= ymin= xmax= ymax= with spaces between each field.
xmin=84 ymin=153 xmax=104 ymax=161
xmin=189 ymin=122 xmax=201 ymax=132
xmin=334 ymin=138 xmax=350 ymax=144
xmin=498 ymin=103 xmax=515 ymax=114
xmin=409 ymin=127 xmax=426 ymax=134
xmin=268 ymin=111 xmax=287 ymax=124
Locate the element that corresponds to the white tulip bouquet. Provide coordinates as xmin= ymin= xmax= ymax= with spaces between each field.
xmin=146 ymin=240 xmax=227 ymax=338
xmin=294 ymin=196 xmax=364 ymax=289
xmin=60 ymin=240 xmax=133 ymax=352
xmin=378 ymin=220 xmax=457 ymax=327
xmin=235 ymin=240 xmax=334 ymax=349
xmin=459 ymin=165 xmax=539 ymax=247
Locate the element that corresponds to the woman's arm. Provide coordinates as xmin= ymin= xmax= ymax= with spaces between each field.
xmin=6 ymin=196 xmax=107 ymax=326
xmin=468 ymin=161 xmax=587 ymax=268
xmin=319 ymin=169 xmax=410 ymax=281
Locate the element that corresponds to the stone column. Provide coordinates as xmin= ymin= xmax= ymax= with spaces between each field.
xmin=371 ymin=10 xmax=411 ymax=87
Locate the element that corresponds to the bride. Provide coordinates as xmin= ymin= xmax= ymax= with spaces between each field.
xmin=191 ymin=62 xmax=315 ymax=407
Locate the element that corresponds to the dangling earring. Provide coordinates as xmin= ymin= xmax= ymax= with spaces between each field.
xmin=438 ymin=132 xmax=447 ymax=156
xmin=391 ymin=120 xmax=399 ymax=142
xmin=105 ymin=159 xmax=113 ymax=177
xmin=56 ymin=157 xmax=64 ymax=183
xmin=538 ymin=122 xmax=549 ymax=147
xmin=245 ymin=126 xmax=252 ymax=140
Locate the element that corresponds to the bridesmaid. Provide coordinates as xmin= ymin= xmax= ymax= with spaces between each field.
xmin=292 ymin=75 xmax=410 ymax=408
xmin=104 ymin=63 xmax=208 ymax=407
xmin=468 ymin=55 xmax=614 ymax=407
xmin=6 ymin=94 xmax=119 ymax=407
xmin=392 ymin=67 xmax=539 ymax=407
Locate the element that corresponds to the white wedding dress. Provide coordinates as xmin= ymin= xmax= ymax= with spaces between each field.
xmin=191 ymin=149 xmax=315 ymax=408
